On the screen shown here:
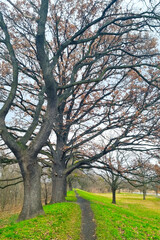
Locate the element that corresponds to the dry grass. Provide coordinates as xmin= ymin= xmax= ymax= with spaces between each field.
xmin=93 ymin=192 xmax=160 ymax=212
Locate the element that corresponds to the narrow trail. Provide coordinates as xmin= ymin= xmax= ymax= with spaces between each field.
xmin=76 ymin=193 xmax=96 ymax=240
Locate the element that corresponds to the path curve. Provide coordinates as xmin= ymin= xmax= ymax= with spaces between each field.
xmin=76 ymin=193 xmax=96 ymax=240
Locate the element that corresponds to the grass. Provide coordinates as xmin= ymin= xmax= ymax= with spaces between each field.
xmin=65 ymin=190 xmax=77 ymax=202
xmin=0 ymin=191 xmax=81 ymax=240
xmin=0 ymin=212 xmax=19 ymax=229
xmin=1 ymin=190 xmax=160 ymax=239
xmin=77 ymin=189 xmax=160 ymax=240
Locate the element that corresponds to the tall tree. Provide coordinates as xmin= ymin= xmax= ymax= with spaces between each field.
xmin=38 ymin=0 xmax=160 ymax=202
xmin=0 ymin=0 xmax=57 ymax=221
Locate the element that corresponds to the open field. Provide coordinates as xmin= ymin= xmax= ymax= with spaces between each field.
xmin=77 ymin=190 xmax=160 ymax=240
xmin=0 ymin=190 xmax=160 ymax=239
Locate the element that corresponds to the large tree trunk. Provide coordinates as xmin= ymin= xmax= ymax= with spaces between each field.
xmin=18 ymin=159 xmax=44 ymax=221
xmin=112 ymin=188 xmax=116 ymax=204
xmin=50 ymin=163 xmax=67 ymax=203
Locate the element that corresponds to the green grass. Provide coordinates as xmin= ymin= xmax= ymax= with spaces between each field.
xmin=77 ymin=189 xmax=160 ymax=240
xmin=1 ymin=190 xmax=160 ymax=240
xmin=65 ymin=190 xmax=77 ymax=202
xmin=0 ymin=191 xmax=81 ymax=240
xmin=0 ymin=213 xmax=19 ymax=229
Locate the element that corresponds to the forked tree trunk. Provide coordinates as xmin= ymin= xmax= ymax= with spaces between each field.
xmin=112 ymin=188 xmax=116 ymax=204
xmin=18 ymin=160 xmax=44 ymax=221
xmin=50 ymin=164 xmax=67 ymax=203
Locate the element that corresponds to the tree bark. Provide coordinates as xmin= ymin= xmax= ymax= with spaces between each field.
xmin=50 ymin=163 xmax=67 ymax=203
xmin=18 ymin=159 xmax=44 ymax=221
xmin=68 ymin=178 xmax=73 ymax=191
xmin=44 ymin=182 xmax=48 ymax=205
xmin=143 ymin=188 xmax=146 ymax=200
xmin=112 ymin=188 xmax=116 ymax=204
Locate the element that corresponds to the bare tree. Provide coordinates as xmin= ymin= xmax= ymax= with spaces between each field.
xmin=0 ymin=165 xmax=23 ymax=210
xmin=95 ymin=153 xmax=125 ymax=204
xmin=0 ymin=0 xmax=57 ymax=220
xmin=116 ymin=153 xmax=160 ymax=200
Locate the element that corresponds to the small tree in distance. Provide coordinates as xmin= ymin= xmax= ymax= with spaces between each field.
xmin=97 ymin=153 xmax=125 ymax=204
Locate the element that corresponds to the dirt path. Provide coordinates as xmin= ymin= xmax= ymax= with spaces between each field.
xmin=76 ymin=194 xmax=96 ymax=240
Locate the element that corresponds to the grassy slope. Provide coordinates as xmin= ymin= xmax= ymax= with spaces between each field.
xmin=77 ymin=190 xmax=160 ymax=240
xmin=0 ymin=191 xmax=81 ymax=240
xmin=1 ymin=190 xmax=160 ymax=240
